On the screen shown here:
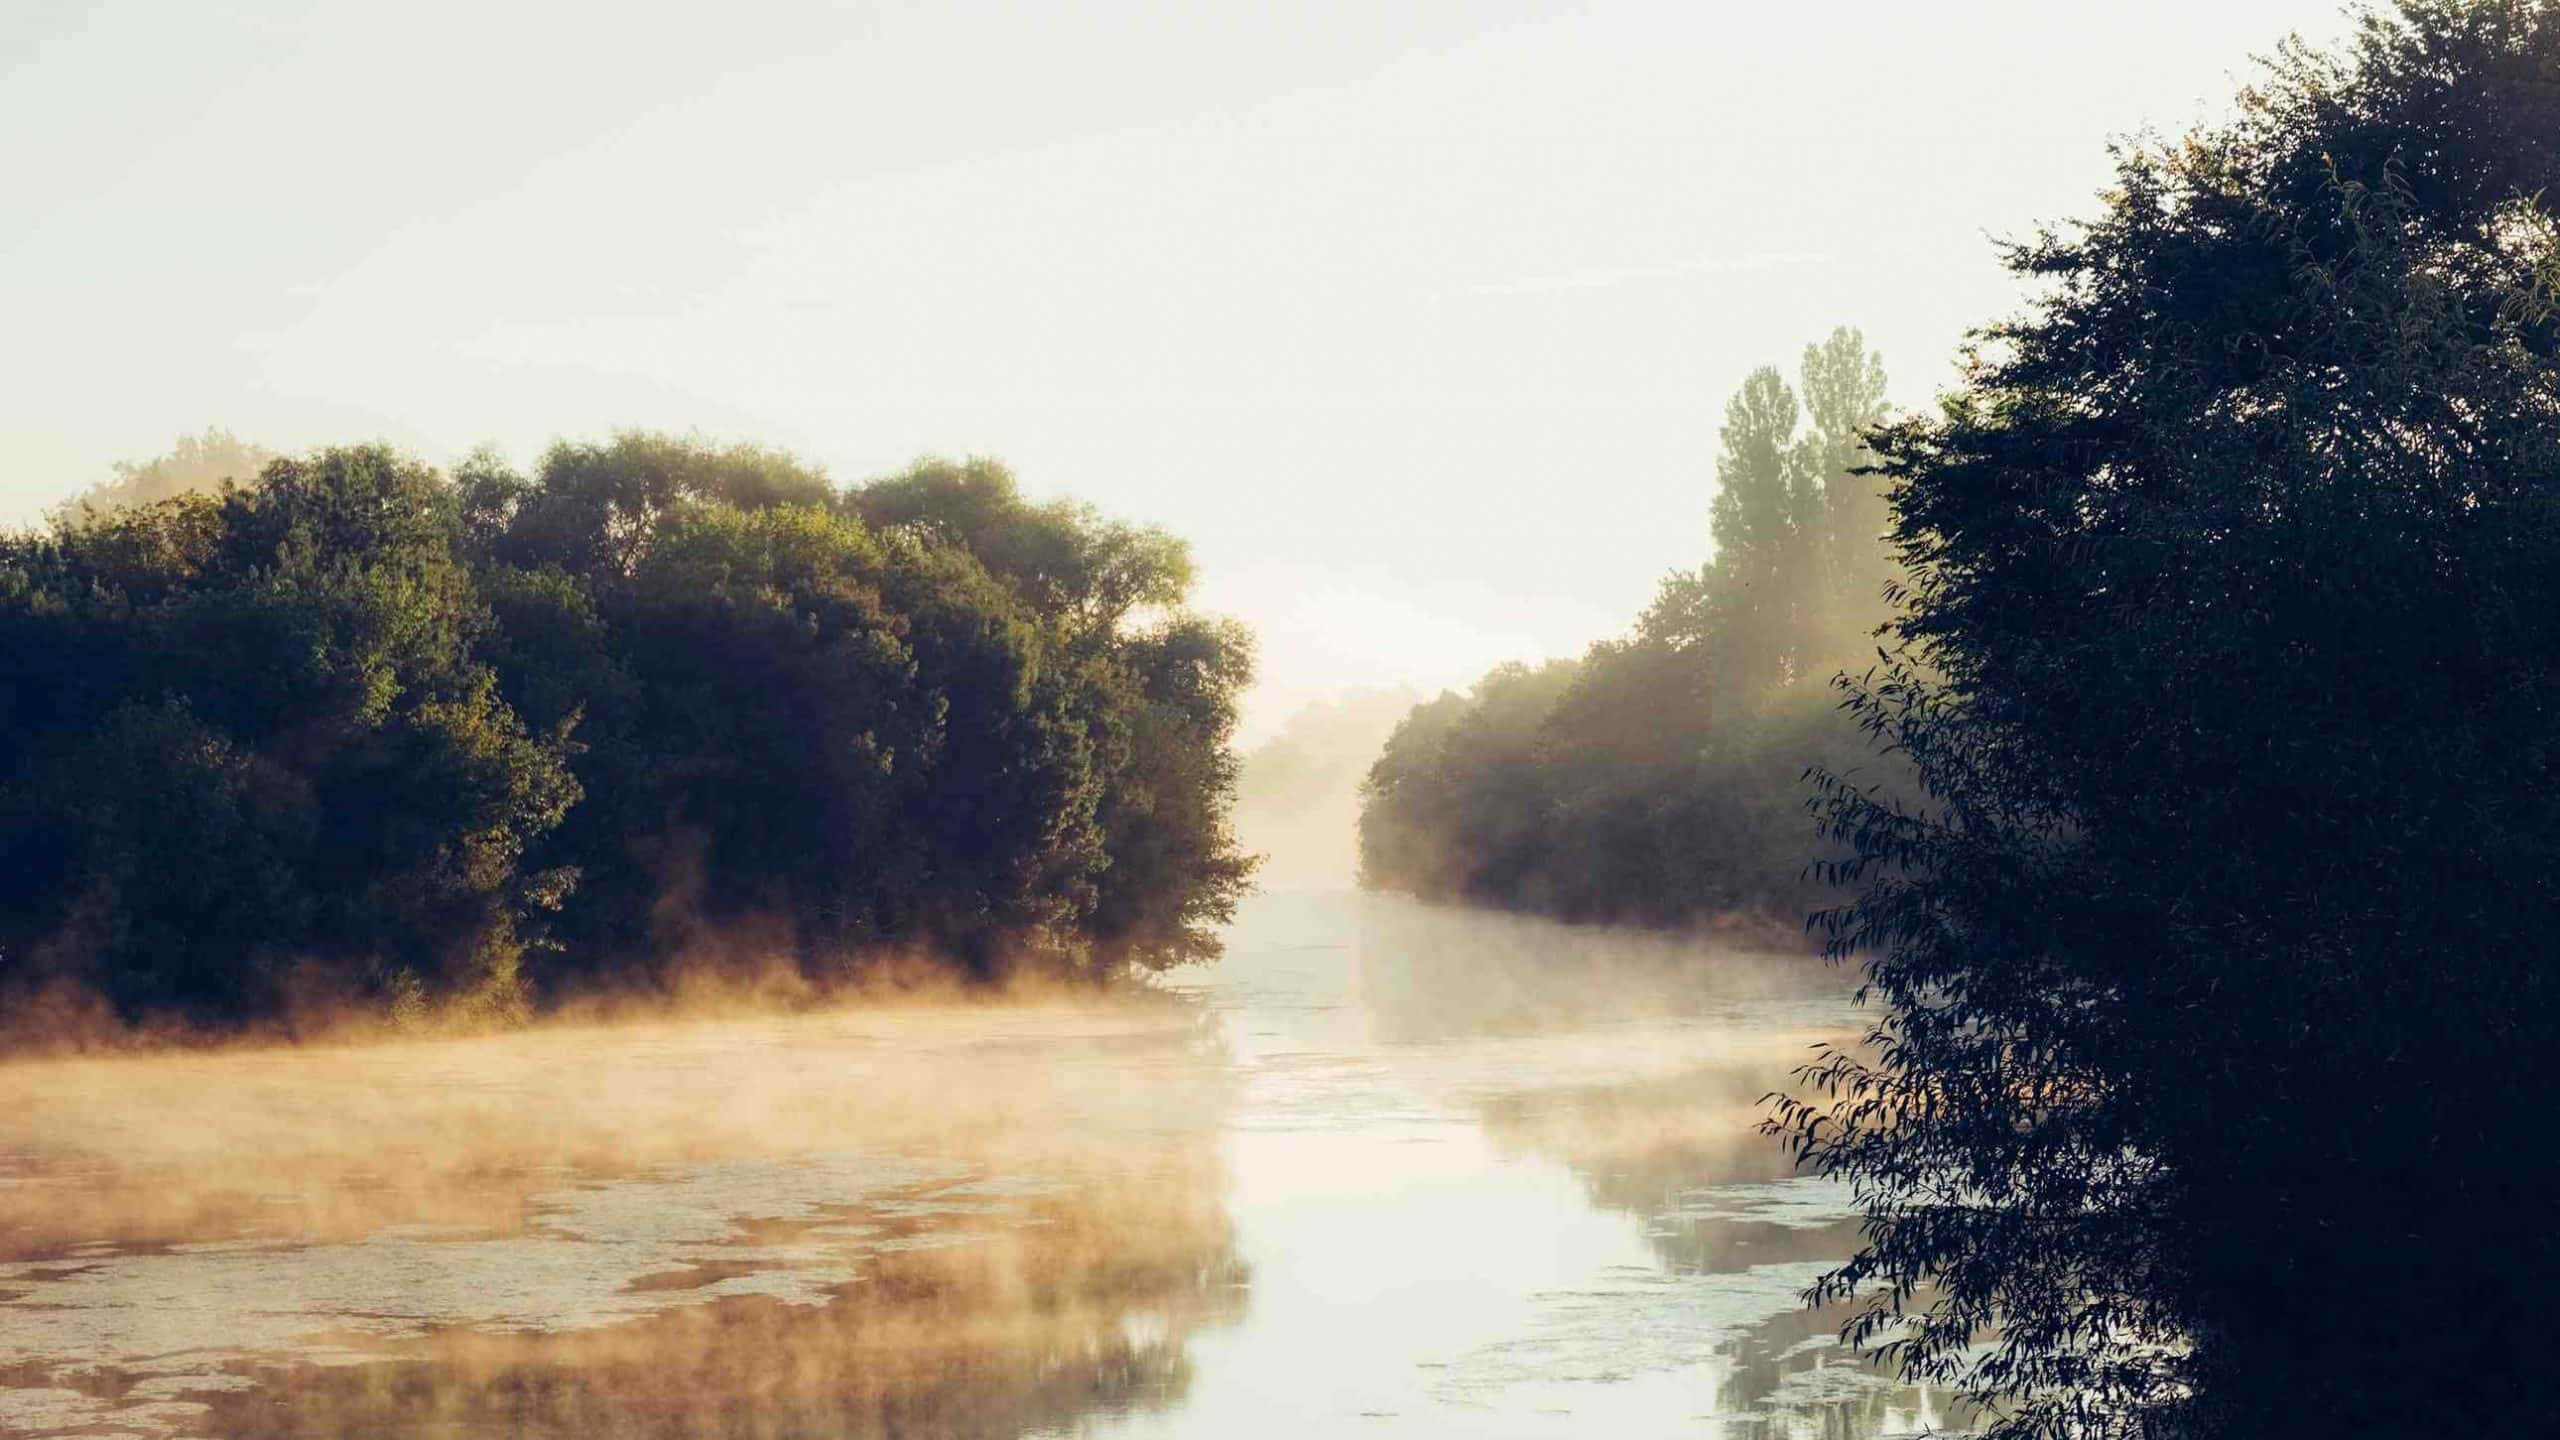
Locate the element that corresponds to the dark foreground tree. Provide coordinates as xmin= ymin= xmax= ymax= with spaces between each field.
xmin=1772 ymin=4 xmax=2560 ymax=1436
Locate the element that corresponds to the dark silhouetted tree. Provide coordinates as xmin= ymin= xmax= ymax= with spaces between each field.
xmin=1773 ymin=5 xmax=2560 ymax=1437
xmin=1 ymin=448 xmax=577 ymax=1029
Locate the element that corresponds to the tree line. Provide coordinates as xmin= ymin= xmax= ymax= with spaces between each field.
xmin=1357 ymin=326 xmax=1899 ymax=930
xmin=1770 ymin=3 xmax=2560 ymax=1438
xmin=0 ymin=436 xmax=1253 ymax=1037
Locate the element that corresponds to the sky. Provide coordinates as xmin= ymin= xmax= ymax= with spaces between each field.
xmin=3 ymin=0 xmax=2351 ymax=738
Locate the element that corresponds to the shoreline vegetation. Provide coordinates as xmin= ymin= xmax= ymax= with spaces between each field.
xmin=0 ymin=435 xmax=1254 ymax=1049
xmin=1356 ymin=327 xmax=1904 ymax=937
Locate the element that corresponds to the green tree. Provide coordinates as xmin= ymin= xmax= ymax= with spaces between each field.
xmin=1085 ymin=615 xmax=1258 ymax=967
xmin=0 ymin=432 xmax=1254 ymax=1038
xmin=1795 ymin=327 xmax=1894 ymax=642
xmin=492 ymin=431 xmax=835 ymax=577
xmin=1773 ymin=5 xmax=2560 ymax=1437
xmin=847 ymin=456 xmax=1193 ymax=639
xmin=1705 ymin=365 xmax=1815 ymax=695
xmin=0 ymin=448 xmax=577 ymax=1031
xmin=1358 ymin=330 xmax=1895 ymax=932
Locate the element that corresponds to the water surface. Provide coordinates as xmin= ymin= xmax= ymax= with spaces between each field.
xmin=0 ymin=890 xmax=1956 ymax=1438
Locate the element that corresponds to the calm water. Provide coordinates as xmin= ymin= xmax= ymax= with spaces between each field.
xmin=0 ymin=890 xmax=1958 ymax=1439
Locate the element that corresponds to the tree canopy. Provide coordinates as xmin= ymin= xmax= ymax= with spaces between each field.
xmin=1358 ymin=327 xmax=1898 ymax=930
xmin=0 ymin=437 xmax=1254 ymax=1039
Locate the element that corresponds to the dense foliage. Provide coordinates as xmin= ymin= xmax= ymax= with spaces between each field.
xmin=1770 ymin=4 xmax=2560 ymax=1436
xmin=1358 ymin=328 xmax=1897 ymax=929
xmin=0 ymin=438 xmax=1253 ymax=1036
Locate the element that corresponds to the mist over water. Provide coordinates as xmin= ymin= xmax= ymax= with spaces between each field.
xmin=0 ymin=891 xmax=1950 ymax=1440
xmin=1231 ymin=687 xmax=1417 ymax=891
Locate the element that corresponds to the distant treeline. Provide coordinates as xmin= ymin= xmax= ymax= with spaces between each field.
xmin=1357 ymin=327 xmax=1898 ymax=930
xmin=0 ymin=436 xmax=1252 ymax=1035
xmin=1231 ymin=687 xmax=1417 ymax=890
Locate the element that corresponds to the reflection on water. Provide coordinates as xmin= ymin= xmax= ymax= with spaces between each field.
xmin=0 ymin=891 xmax=1958 ymax=1439
xmin=135 ymin=1172 xmax=1240 ymax=1440
xmin=1101 ymin=891 xmax=1961 ymax=1440
xmin=0 ymin=1003 xmax=1239 ymax=1440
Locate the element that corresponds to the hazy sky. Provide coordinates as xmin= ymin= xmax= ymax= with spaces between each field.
xmin=4 ymin=0 xmax=2348 ymax=736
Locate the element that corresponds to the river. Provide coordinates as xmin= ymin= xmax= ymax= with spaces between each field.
xmin=0 ymin=889 xmax=1960 ymax=1439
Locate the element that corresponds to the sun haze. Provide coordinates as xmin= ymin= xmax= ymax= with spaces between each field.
xmin=3 ymin=0 xmax=2346 ymax=735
